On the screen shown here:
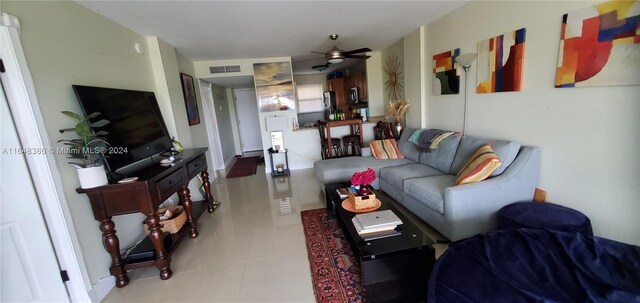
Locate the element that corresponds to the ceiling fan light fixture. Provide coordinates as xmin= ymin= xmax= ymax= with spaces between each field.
xmin=327 ymin=50 xmax=344 ymax=64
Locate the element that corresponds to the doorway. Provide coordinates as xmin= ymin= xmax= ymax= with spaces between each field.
xmin=234 ymin=88 xmax=263 ymax=153
xmin=1 ymin=82 xmax=70 ymax=302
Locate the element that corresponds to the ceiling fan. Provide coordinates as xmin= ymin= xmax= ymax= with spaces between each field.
xmin=311 ymin=34 xmax=371 ymax=71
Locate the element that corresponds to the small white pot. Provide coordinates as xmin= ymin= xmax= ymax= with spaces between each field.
xmin=77 ymin=165 xmax=108 ymax=189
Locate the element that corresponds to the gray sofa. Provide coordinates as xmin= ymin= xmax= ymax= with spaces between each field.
xmin=313 ymin=128 xmax=541 ymax=241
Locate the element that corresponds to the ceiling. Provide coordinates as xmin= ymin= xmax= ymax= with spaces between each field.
xmin=76 ymin=1 xmax=467 ymax=78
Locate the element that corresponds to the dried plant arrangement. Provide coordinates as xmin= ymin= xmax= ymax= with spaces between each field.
xmin=387 ymin=100 xmax=411 ymax=124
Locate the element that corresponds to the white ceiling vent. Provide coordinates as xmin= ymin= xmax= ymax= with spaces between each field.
xmin=209 ymin=65 xmax=241 ymax=74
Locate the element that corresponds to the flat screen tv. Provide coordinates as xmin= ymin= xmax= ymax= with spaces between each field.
xmin=72 ymin=85 xmax=173 ymax=173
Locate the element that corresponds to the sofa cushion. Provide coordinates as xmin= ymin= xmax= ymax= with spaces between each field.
xmin=397 ymin=128 xmax=421 ymax=163
xmin=380 ymin=164 xmax=444 ymax=190
xmin=455 ymin=144 xmax=502 ymax=185
xmin=451 ymin=136 xmax=520 ymax=176
xmin=404 ymin=175 xmax=456 ymax=215
xmin=419 ymin=135 xmax=462 ymax=173
xmin=314 ymin=156 xmax=414 ymax=185
xmin=370 ymin=139 xmax=404 ymax=159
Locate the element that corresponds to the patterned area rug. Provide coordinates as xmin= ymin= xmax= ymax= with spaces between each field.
xmin=301 ymin=208 xmax=366 ymax=303
xmin=226 ymin=156 xmax=259 ymax=178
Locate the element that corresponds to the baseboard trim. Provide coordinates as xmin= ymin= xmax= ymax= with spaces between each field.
xmin=289 ymin=162 xmax=314 ymax=171
xmin=264 ymin=162 xmax=314 ymax=173
xmin=88 ymin=276 xmax=115 ymax=302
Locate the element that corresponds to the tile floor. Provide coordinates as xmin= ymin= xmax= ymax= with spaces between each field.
xmin=103 ymin=167 xmax=446 ymax=302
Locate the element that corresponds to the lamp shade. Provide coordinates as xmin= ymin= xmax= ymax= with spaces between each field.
xmin=455 ymin=53 xmax=477 ymax=67
xmin=327 ymin=57 xmax=344 ymax=64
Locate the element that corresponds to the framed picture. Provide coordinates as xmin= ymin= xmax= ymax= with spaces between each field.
xmin=271 ymin=131 xmax=284 ymax=151
xmin=477 ymin=28 xmax=526 ymax=93
xmin=253 ymin=62 xmax=296 ymax=113
xmin=180 ymin=73 xmax=200 ymax=125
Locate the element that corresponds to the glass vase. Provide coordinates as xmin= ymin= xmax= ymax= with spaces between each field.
xmin=357 ymin=184 xmax=371 ymax=196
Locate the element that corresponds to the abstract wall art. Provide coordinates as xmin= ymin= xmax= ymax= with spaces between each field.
xmin=253 ymin=62 xmax=295 ymax=112
xmin=432 ymin=48 xmax=460 ymax=95
xmin=555 ymin=0 xmax=640 ymax=88
xmin=477 ymin=28 xmax=526 ymax=93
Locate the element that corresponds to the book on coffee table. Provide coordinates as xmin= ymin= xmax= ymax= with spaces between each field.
xmin=361 ymin=229 xmax=402 ymax=241
xmin=351 ymin=216 xmax=401 ymax=240
xmin=336 ymin=187 xmax=355 ymax=199
xmin=353 ymin=210 xmax=403 ymax=230
xmin=352 ymin=217 xmax=396 ymax=234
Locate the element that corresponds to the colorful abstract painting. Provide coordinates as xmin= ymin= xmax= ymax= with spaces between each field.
xmin=253 ymin=62 xmax=295 ymax=112
xmin=477 ymin=28 xmax=526 ymax=93
xmin=433 ymin=48 xmax=460 ymax=95
xmin=555 ymin=1 xmax=640 ymax=87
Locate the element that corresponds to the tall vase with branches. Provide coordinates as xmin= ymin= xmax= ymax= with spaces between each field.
xmin=386 ymin=100 xmax=411 ymax=138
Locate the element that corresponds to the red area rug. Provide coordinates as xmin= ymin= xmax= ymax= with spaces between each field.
xmin=226 ymin=156 xmax=259 ymax=178
xmin=301 ymin=208 xmax=366 ymax=303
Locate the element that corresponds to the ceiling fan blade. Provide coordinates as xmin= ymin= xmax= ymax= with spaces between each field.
xmin=343 ymin=48 xmax=372 ymax=55
xmin=312 ymin=63 xmax=330 ymax=71
xmin=311 ymin=51 xmax=326 ymax=55
xmin=295 ymin=56 xmax=325 ymax=63
xmin=345 ymin=54 xmax=371 ymax=60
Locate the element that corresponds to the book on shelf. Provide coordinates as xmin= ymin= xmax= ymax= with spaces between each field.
xmin=353 ymin=210 xmax=403 ymax=230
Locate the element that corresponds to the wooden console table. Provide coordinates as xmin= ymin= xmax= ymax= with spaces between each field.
xmin=77 ymin=148 xmax=214 ymax=287
xmin=318 ymin=119 xmax=363 ymax=158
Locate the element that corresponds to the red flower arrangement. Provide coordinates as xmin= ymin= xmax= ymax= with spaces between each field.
xmin=351 ymin=168 xmax=376 ymax=186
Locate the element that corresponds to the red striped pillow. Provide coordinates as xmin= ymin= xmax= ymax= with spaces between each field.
xmin=369 ymin=139 xmax=404 ymax=159
xmin=455 ymin=144 xmax=502 ymax=185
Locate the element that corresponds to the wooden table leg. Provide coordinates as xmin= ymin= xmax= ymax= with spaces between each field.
xmin=179 ymin=186 xmax=199 ymax=238
xmin=144 ymin=213 xmax=172 ymax=280
xmin=99 ymin=218 xmax=129 ymax=288
xmin=201 ymin=169 xmax=214 ymax=213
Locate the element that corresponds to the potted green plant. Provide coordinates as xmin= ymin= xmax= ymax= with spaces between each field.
xmin=58 ymin=111 xmax=110 ymax=188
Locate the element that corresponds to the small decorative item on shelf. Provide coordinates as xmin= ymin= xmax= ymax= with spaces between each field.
xmin=386 ymin=100 xmax=411 ymax=138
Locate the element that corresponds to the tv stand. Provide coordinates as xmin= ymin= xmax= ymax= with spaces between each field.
xmin=77 ymin=148 xmax=214 ymax=287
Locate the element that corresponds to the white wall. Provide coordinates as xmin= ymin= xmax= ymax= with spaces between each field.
xmin=294 ymin=73 xmax=326 ymax=91
xmin=404 ymin=28 xmax=426 ymax=129
xmin=211 ymin=85 xmax=236 ymax=163
xmin=226 ymin=88 xmax=243 ymax=155
xmin=148 ymin=37 xmax=193 ymax=147
xmin=424 ymin=1 xmax=640 ymax=245
xmin=365 ymin=52 xmax=385 ymax=116
xmin=176 ymin=52 xmax=208 ymax=149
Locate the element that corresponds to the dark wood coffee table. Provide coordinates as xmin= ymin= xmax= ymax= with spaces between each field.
xmin=325 ymin=182 xmax=435 ymax=302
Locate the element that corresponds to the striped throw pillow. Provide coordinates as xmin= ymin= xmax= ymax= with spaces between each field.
xmin=369 ymin=139 xmax=404 ymax=159
xmin=455 ymin=144 xmax=502 ymax=185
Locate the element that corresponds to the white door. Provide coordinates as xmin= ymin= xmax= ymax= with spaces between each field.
xmin=234 ymin=89 xmax=262 ymax=152
xmin=0 ymin=86 xmax=69 ymax=302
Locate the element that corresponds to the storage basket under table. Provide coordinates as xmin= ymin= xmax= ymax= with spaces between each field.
xmin=143 ymin=206 xmax=186 ymax=235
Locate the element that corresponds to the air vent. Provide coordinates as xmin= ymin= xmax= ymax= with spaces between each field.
xmin=209 ymin=65 xmax=241 ymax=74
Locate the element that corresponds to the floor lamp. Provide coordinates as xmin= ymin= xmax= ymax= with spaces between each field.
xmin=455 ymin=53 xmax=477 ymax=134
